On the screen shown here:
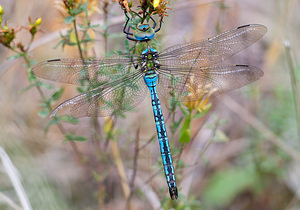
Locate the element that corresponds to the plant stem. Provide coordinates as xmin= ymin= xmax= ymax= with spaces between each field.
xmin=72 ymin=19 xmax=84 ymax=60
xmin=126 ymin=128 xmax=140 ymax=209
xmin=21 ymin=50 xmax=89 ymax=167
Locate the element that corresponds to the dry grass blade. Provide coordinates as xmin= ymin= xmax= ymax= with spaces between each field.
xmin=0 ymin=147 xmax=33 ymax=210
xmin=222 ymin=96 xmax=300 ymax=162
xmin=110 ymin=140 xmax=131 ymax=199
xmin=284 ymin=40 xmax=300 ymax=139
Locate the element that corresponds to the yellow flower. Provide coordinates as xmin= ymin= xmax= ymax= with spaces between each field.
xmin=153 ymin=0 xmax=160 ymax=8
xmin=0 ymin=5 xmax=4 ymax=16
xmin=151 ymin=0 xmax=169 ymax=19
xmin=35 ymin=17 xmax=42 ymax=26
xmin=184 ymin=76 xmax=217 ymax=112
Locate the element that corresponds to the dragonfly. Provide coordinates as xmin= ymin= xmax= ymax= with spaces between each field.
xmin=33 ymin=24 xmax=267 ymax=200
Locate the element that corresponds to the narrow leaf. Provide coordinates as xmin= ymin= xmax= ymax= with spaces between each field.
xmin=65 ymin=133 xmax=87 ymax=142
xmin=45 ymin=118 xmax=60 ymax=133
xmin=39 ymin=109 xmax=49 ymax=118
xmin=64 ymin=15 xmax=75 ymax=24
xmin=59 ymin=115 xmax=79 ymax=124
xmin=51 ymin=88 xmax=64 ymax=101
xmin=179 ymin=112 xmax=192 ymax=144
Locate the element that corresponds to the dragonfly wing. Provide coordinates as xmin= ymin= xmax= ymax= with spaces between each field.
xmin=50 ymin=71 xmax=147 ymax=118
xmin=32 ymin=55 xmax=139 ymax=85
xmin=157 ymin=65 xmax=263 ymax=101
xmin=159 ymin=24 xmax=267 ymax=66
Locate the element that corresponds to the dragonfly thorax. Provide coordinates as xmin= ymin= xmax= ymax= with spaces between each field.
xmin=140 ymin=48 xmax=160 ymax=72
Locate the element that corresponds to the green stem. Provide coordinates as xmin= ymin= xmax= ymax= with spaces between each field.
xmin=72 ymin=18 xmax=84 ymax=60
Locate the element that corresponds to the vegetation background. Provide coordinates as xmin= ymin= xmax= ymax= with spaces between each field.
xmin=0 ymin=0 xmax=299 ymax=209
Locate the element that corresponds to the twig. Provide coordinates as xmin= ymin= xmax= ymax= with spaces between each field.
xmin=139 ymin=134 xmax=156 ymax=151
xmin=144 ymin=168 xmax=161 ymax=185
xmin=126 ymin=128 xmax=140 ymax=209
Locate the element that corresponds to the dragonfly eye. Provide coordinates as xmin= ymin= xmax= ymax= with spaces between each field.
xmin=137 ymin=24 xmax=150 ymax=32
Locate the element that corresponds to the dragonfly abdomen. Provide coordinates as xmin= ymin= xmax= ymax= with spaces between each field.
xmin=144 ymin=72 xmax=178 ymax=199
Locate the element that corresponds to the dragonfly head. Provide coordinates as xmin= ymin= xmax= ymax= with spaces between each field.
xmin=133 ymin=23 xmax=155 ymax=41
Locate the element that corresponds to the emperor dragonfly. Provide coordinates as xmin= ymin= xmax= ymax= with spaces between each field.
xmin=33 ymin=24 xmax=267 ymax=199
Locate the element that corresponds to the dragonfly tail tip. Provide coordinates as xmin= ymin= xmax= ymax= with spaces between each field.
xmin=169 ymin=187 xmax=178 ymax=200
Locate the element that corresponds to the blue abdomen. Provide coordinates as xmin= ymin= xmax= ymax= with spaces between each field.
xmin=144 ymin=72 xmax=178 ymax=199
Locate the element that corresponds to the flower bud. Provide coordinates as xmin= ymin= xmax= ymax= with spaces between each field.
xmin=35 ymin=17 xmax=42 ymax=26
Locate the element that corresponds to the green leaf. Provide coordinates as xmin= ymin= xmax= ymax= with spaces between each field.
xmin=108 ymin=33 xmax=124 ymax=39
xmin=21 ymin=83 xmax=36 ymax=92
xmin=39 ymin=82 xmax=55 ymax=90
xmin=179 ymin=112 xmax=192 ymax=144
xmin=146 ymin=15 xmax=150 ymax=23
xmin=27 ymin=69 xmax=37 ymax=83
xmin=89 ymin=24 xmax=100 ymax=28
xmin=45 ymin=117 xmax=60 ymax=133
xmin=8 ymin=53 xmax=22 ymax=60
xmin=64 ymin=15 xmax=75 ymax=24
xmin=193 ymin=104 xmax=211 ymax=119
xmin=124 ymin=39 xmax=130 ymax=51
xmin=65 ymin=133 xmax=87 ymax=142
xmin=100 ymin=22 xmax=108 ymax=31
xmin=172 ymin=116 xmax=183 ymax=131
xmin=59 ymin=115 xmax=79 ymax=124
xmin=77 ymin=86 xmax=86 ymax=93
xmin=51 ymin=88 xmax=64 ymax=101
xmin=213 ymin=130 xmax=229 ymax=142
xmin=203 ymin=166 xmax=261 ymax=208
xmin=69 ymin=2 xmax=87 ymax=15
xmin=178 ymin=102 xmax=189 ymax=116
xmin=114 ymin=50 xmax=125 ymax=55
xmin=39 ymin=109 xmax=49 ymax=118
xmin=29 ymin=59 xmax=37 ymax=66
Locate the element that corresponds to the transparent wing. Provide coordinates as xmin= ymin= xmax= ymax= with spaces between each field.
xmin=157 ymin=65 xmax=263 ymax=101
xmin=158 ymin=24 xmax=267 ymax=67
xmin=32 ymin=55 xmax=139 ymax=85
xmin=50 ymin=71 xmax=147 ymax=118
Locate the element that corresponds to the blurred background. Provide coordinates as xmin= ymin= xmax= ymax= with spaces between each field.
xmin=0 ymin=0 xmax=300 ymax=209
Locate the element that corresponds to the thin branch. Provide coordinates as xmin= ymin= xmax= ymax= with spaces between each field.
xmin=126 ymin=128 xmax=140 ymax=209
xmin=144 ymin=168 xmax=161 ymax=185
xmin=139 ymin=134 xmax=156 ymax=151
